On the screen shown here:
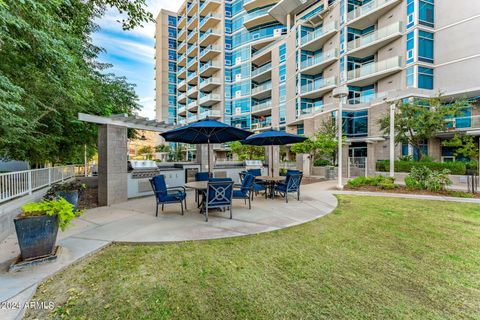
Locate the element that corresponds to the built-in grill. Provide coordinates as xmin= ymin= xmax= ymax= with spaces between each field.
xmin=128 ymin=160 xmax=161 ymax=179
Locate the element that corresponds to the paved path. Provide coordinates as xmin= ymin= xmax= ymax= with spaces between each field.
xmin=0 ymin=182 xmax=337 ymax=320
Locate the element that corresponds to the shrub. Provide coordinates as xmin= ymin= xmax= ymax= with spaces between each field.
xmin=347 ymin=175 xmax=396 ymax=189
xmin=21 ymin=198 xmax=83 ymax=231
xmin=313 ymin=159 xmax=332 ymax=167
xmin=44 ymin=181 xmax=86 ymax=200
xmin=376 ymin=160 xmax=466 ymax=175
xmin=405 ymin=166 xmax=452 ymax=192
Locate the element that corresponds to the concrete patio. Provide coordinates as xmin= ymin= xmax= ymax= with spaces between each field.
xmin=0 ymin=182 xmax=337 ymax=320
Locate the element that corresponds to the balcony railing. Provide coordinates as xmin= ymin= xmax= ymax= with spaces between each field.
xmin=199 ymin=77 xmax=221 ymax=89
xmin=187 ymin=57 xmax=198 ymax=67
xmin=346 ymin=56 xmax=402 ymax=81
xmin=346 ymin=92 xmax=388 ymax=105
xmin=199 ymin=93 xmax=221 ymax=105
xmin=251 ymin=62 xmax=272 ymax=78
xmin=178 ymin=53 xmax=186 ymax=62
xmin=244 ymin=7 xmax=270 ymax=23
xmin=300 ymin=49 xmax=338 ymax=71
xmin=178 ymin=105 xmax=187 ymax=114
xmin=252 ymin=119 xmax=272 ymax=129
xmin=187 ymin=43 xmax=197 ymax=55
xmin=200 ymin=45 xmax=221 ymax=57
xmin=199 ymin=61 xmax=221 ymax=73
xmin=300 ymin=21 xmax=337 ymax=46
xmin=199 ymin=0 xmax=221 ymax=13
xmin=199 ymin=109 xmax=222 ymax=119
xmin=199 ymin=28 xmax=221 ymax=42
xmin=297 ymin=105 xmax=324 ymax=119
xmin=300 ymin=77 xmax=337 ymax=94
xmin=187 ymin=71 xmax=197 ymax=79
xmin=445 ymin=115 xmax=480 ymax=130
xmin=347 ymin=22 xmax=403 ymax=52
xmin=251 ymin=100 xmax=272 ymax=113
xmin=347 ymin=0 xmax=398 ymax=22
xmin=199 ymin=13 xmax=221 ymax=28
xmin=252 ymin=81 xmax=272 ymax=94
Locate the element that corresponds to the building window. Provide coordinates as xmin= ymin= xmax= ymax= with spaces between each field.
xmin=406 ymin=31 xmax=414 ymax=64
xmin=407 ymin=0 xmax=415 ymax=29
xmin=168 ymin=27 xmax=176 ymax=38
xmin=297 ymin=124 xmax=304 ymax=135
xmin=406 ymin=66 xmax=414 ymax=87
xmin=279 ymin=65 xmax=286 ymax=82
xmin=419 ymin=0 xmax=434 ymax=28
xmin=279 ymin=44 xmax=286 ymax=63
xmin=168 ymin=49 xmax=176 ymax=60
xmin=418 ymin=30 xmax=434 ymax=63
xmin=168 ymin=15 xmax=176 ymax=27
xmin=418 ymin=67 xmax=434 ymax=89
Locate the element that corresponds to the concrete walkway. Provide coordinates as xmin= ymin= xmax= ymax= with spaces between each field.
xmin=0 ymin=182 xmax=337 ymax=320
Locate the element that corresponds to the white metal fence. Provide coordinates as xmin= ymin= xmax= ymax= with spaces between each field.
xmin=0 ymin=165 xmax=94 ymax=204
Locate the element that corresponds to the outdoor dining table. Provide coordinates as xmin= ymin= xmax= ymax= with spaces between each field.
xmin=255 ymin=176 xmax=285 ymax=199
xmin=185 ymin=181 xmax=208 ymax=212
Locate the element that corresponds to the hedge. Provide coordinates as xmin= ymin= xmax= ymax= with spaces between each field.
xmin=376 ymin=160 xmax=467 ymax=175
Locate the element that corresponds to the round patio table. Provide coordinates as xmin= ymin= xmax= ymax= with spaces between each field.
xmin=185 ymin=181 xmax=208 ymax=212
xmin=255 ymin=176 xmax=285 ymax=199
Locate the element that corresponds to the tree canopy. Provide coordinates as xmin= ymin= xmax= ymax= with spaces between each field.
xmin=0 ymin=0 xmax=153 ymax=165
xmin=379 ymin=97 xmax=471 ymax=161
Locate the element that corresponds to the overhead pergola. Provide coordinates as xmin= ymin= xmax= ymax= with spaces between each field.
xmin=78 ymin=113 xmax=177 ymax=132
xmin=78 ymin=113 xmax=177 ymax=206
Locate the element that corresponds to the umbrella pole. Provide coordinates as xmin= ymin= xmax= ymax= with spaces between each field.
xmin=271 ymin=145 xmax=274 ymax=177
xmin=207 ymin=138 xmax=211 ymax=175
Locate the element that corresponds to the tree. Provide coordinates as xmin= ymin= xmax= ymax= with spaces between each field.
xmin=228 ymin=141 xmax=265 ymax=161
xmin=155 ymin=144 xmax=171 ymax=153
xmin=290 ymin=120 xmax=339 ymax=173
xmin=137 ymin=146 xmax=154 ymax=159
xmin=442 ymin=134 xmax=479 ymax=162
xmin=379 ymin=97 xmax=470 ymax=161
xmin=0 ymin=0 xmax=152 ymax=166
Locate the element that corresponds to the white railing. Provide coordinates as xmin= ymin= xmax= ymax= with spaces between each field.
xmin=300 ymin=49 xmax=338 ymax=71
xmin=347 ymin=56 xmax=402 ymax=81
xmin=347 ymin=0 xmax=398 ymax=21
xmin=347 ymin=22 xmax=403 ymax=52
xmin=0 ymin=165 xmax=93 ymax=204
xmin=300 ymin=21 xmax=338 ymax=46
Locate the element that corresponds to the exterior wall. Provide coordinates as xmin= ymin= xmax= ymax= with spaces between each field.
xmin=155 ymin=0 xmax=480 ymax=171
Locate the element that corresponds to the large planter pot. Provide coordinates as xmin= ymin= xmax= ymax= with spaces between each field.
xmin=55 ymin=190 xmax=79 ymax=211
xmin=14 ymin=215 xmax=59 ymax=261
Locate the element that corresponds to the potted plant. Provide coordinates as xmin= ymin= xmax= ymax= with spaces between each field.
xmin=44 ymin=181 xmax=86 ymax=211
xmin=14 ymin=198 xmax=82 ymax=261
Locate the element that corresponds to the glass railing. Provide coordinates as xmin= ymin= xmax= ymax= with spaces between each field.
xmin=187 ymin=28 xmax=197 ymax=39
xmin=251 ymin=62 xmax=272 ymax=77
xmin=178 ymin=105 xmax=187 ymax=114
xmin=187 ymin=15 xmax=197 ymax=26
xmin=300 ymin=49 xmax=338 ymax=70
xmin=199 ymin=13 xmax=221 ymax=28
xmin=199 ymin=109 xmax=221 ymax=119
xmin=300 ymin=21 xmax=337 ymax=46
xmin=445 ymin=115 xmax=480 ymax=130
xmin=244 ymin=7 xmax=272 ymax=23
xmin=187 ymin=43 xmax=197 ymax=55
xmin=178 ymin=53 xmax=186 ymax=62
xmin=346 ymin=56 xmax=402 ymax=81
xmin=199 ymin=77 xmax=221 ymax=87
xmin=347 ymin=0 xmax=398 ymax=21
xmin=252 ymin=118 xmax=272 ymax=129
xmin=300 ymin=77 xmax=337 ymax=94
xmin=252 ymin=100 xmax=272 ymax=112
xmin=200 ymin=45 xmax=221 ymax=56
xmin=187 ymin=57 xmax=198 ymax=67
xmin=187 ymin=100 xmax=197 ymax=108
xmin=347 ymin=22 xmax=403 ymax=51
xmin=199 ymin=0 xmax=220 ymax=12
xmin=187 ymin=86 xmax=197 ymax=94
xmin=178 ymin=92 xmax=187 ymax=101
xmin=347 ymin=92 xmax=388 ymax=105
xmin=252 ymin=81 xmax=272 ymax=94
xmin=199 ymin=93 xmax=221 ymax=104
xmin=199 ymin=28 xmax=221 ymax=42
xmin=178 ymin=79 xmax=187 ymax=88
xmin=199 ymin=61 xmax=221 ymax=73
xmin=178 ymin=28 xmax=186 ymax=38
xmin=298 ymin=104 xmax=325 ymax=118
xmin=177 ymin=66 xmax=186 ymax=75
xmin=187 ymin=71 xmax=197 ymax=79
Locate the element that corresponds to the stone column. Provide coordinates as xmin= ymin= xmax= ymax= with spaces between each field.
xmin=97 ymin=124 xmax=128 ymax=206
xmin=296 ymin=153 xmax=310 ymax=176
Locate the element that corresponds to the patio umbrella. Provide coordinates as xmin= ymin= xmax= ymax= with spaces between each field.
xmin=160 ymin=117 xmax=253 ymax=173
xmin=242 ymin=129 xmax=307 ymax=176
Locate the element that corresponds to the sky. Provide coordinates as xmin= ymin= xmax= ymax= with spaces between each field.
xmin=92 ymin=1 xmax=182 ymax=120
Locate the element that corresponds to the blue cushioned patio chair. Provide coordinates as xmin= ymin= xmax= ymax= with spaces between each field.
xmin=247 ymin=168 xmax=262 ymax=177
xmin=150 ymin=175 xmax=187 ymax=217
xmin=194 ymin=171 xmax=212 ymax=204
xmin=286 ymin=169 xmax=302 ymax=175
xmin=204 ymin=180 xmax=234 ymax=222
xmin=246 ymin=168 xmax=267 ymax=199
xmin=233 ymin=173 xmax=254 ymax=209
xmin=274 ymin=173 xmax=303 ymax=203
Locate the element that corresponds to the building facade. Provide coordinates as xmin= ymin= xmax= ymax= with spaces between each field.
xmin=155 ymin=0 xmax=480 ymax=173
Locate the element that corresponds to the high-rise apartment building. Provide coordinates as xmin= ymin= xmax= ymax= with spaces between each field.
xmin=155 ymin=0 xmax=480 ymax=173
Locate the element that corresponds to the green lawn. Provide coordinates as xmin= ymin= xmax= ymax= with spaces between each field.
xmin=27 ymin=196 xmax=480 ymax=319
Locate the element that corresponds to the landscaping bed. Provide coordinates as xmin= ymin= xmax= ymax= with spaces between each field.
xmin=344 ymin=184 xmax=480 ymax=198
xmin=25 ymin=196 xmax=480 ymax=319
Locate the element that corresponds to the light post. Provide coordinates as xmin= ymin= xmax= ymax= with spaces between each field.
xmin=389 ymin=103 xmax=396 ymax=178
xmin=333 ymin=86 xmax=349 ymax=190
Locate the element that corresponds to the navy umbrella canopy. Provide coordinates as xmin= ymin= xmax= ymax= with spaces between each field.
xmin=160 ymin=118 xmax=253 ymax=172
xmin=242 ymin=130 xmax=307 ymax=176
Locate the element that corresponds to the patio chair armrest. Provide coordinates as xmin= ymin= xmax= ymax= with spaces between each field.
xmin=233 ymin=183 xmax=242 ymax=188
xmin=167 ymin=186 xmax=186 ymax=193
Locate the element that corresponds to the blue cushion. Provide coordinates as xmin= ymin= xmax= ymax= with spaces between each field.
xmin=195 ymin=172 xmax=211 ymax=181
xmin=275 ymin=184 xmax=287 ymax=192
xmin=252 ymin=183 xmax=266 ymax=192
xmin=247 ymin=169 xmax=262 ymax=176
xmin=160 ymin=191 xmax=186 ymax=202
xmin=233 ymin=190 xmax=247 ymax=198
xmin=209 ymin=177 xmax=233 ymax=182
